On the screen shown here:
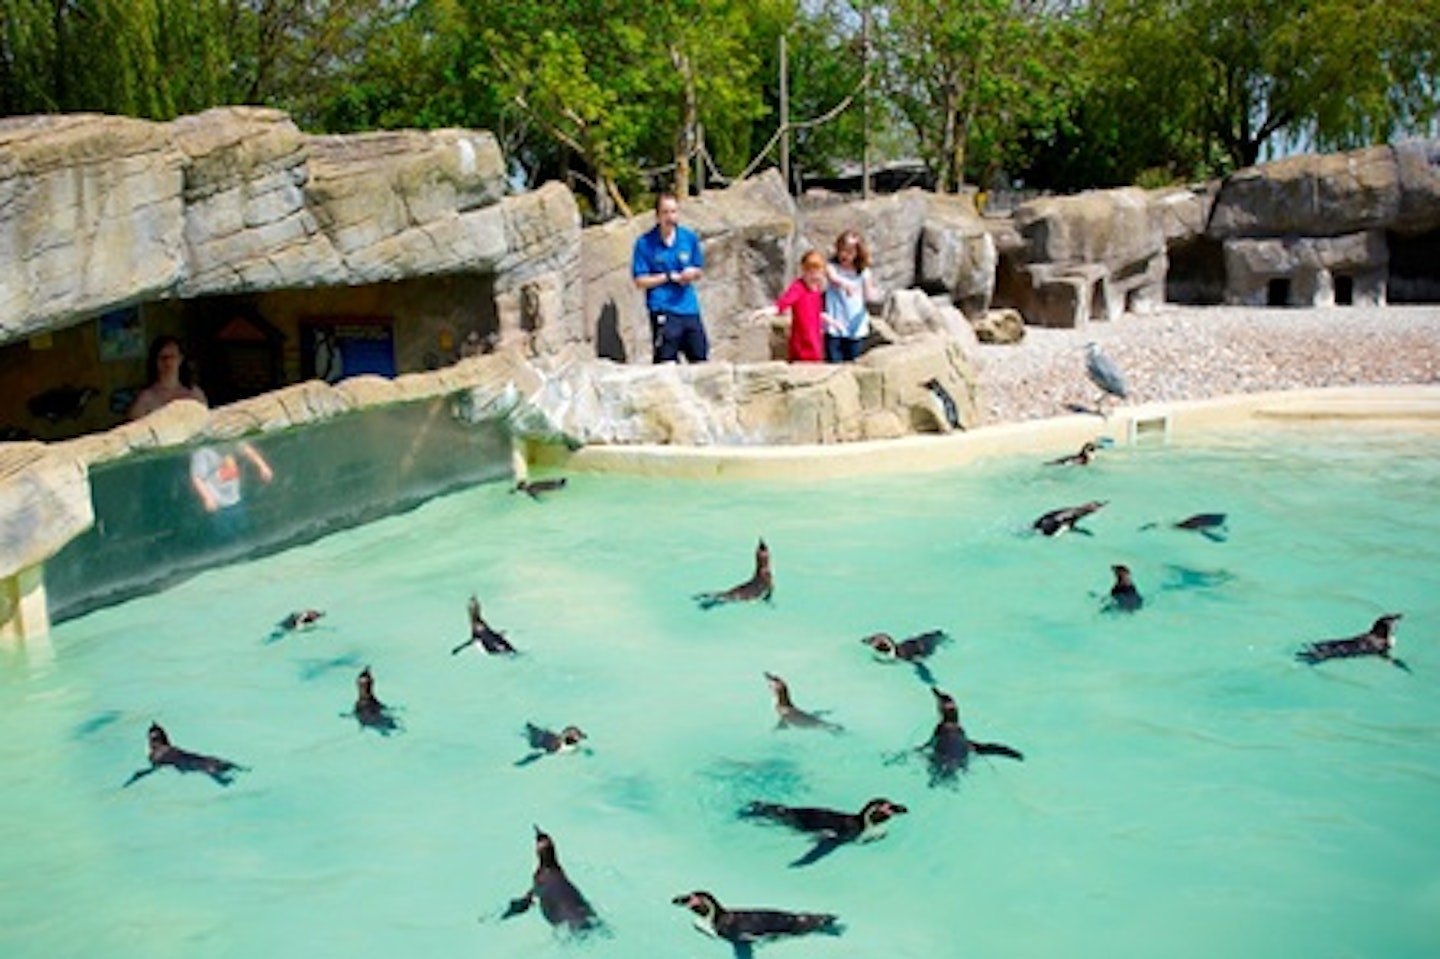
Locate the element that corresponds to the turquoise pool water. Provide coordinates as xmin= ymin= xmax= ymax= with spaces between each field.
xmin=3 ymin=429 xmax=1438 ymax=959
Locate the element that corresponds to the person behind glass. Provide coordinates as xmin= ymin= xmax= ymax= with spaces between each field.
xmin=824 ymin=230 xmax=882 ymax=363
xmin=751 ymin=250 xmax=831 ymax=363
xmin=632 ymin=191 xmax=708 ymax=363
xmin=128 ymin=335 xmax=207 ymax=420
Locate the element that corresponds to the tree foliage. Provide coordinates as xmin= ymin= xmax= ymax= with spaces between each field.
xmin=1 ymin=0 xmax=1436 ymax=202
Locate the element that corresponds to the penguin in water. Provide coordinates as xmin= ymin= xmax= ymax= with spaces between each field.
xmin=452 ymin=594 xmax=518 ymax=655
xmin=350 ymin=667 xmax=401 ymax=735
xmin=267 ymin=608 xmax=325 ymax=642
xmin=861 ymin=629 xmax=950 ymax=683
xmin=694 ymin=539 xmax=774 ymax=609
xmin=671 ymin=890 xmax=840 ymax=953
xmin=1033 ymin=500 xmax=1106 ymax=537
xmin=1141 ymin=512 xmax=1229 ymax=542
xmin=123 ymin=723 xmax=246 ymax=787
xmin=921 ymin=378 xmax=964 ymax=431
xmin=763 ymin=673 xmax=842 ymax=732
xmin=910 ymin=686 xmax=1023 ymax=788
xmin=1104 ymin=564 xmax=1143 ymax=613
xmin=501 ymin=827 xmax=604 ymax=936
xmin=279 ymin=609 xmax=324 ymax=631
xmin=1296 ymin=614 xmax=1408 ymax=672
xmin=512 ymin=477 xmax=568 ymax=501
xmin=1047 ymin=440 xmax=1099 ymax=466
xmin=514 ymin=724 xmax=588 ymax=766
xmin=739 ymin=798 xmax=908 ymax=867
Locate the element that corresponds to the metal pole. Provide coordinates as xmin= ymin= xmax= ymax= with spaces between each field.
xmin=779 ymin=33 xmax=790 ymax=195
xmin=861 ymin=9 xmax=871 ymax=199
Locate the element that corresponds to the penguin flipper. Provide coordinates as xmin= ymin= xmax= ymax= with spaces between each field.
xmin=973 ymin=741 xmax=1024 ymax=761
xmin=501 ymin=892 xmax=535 ymax=920
xmin=121 ymin=765 xmax=156 ymax=788
xmin=450 ymin=640 xmax=471 ymax=655
xmin=789 ymin=836 xmax=845 ymax=868
xmin=1390 ymin=656 xmax=1412 ymax=673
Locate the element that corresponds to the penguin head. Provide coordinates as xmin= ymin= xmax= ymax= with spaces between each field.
xmin=672 ymin=890 xmax=721 ymax=930
xmin=860 ymin=798 xmax=909 ymax=833
xmin=559 ymin=726 xmax=587 ymax=748
xmin=1373 ymin=613 xmax=1403 ymax=641
xmin=931 ymin=686 xmax=960 ymax=723
xmin=862 ymin=633 xmax=897 ymax=657
xmin=357 ymin=667 xmax=375 ymax=694
xmin=147 ymin=723 xmax=170 ymax=748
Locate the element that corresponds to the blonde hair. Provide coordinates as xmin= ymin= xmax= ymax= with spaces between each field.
xmin=833 ymin=230 xmax=870 ymax=271
xmin=800 ymin=249 xmax=826 ymax=272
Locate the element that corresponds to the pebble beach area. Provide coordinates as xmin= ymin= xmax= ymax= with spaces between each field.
xmin=971 ymin=304 xmax=1440 ymax=425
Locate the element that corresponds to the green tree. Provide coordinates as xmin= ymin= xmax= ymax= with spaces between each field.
xmin=874 ymin=0 xmax=1083 ymax=192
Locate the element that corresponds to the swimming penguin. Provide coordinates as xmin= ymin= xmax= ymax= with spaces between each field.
xmin=694 ymin=539 xmax=774 ymax=610
xmin=1033 ymin=500 xmax=1106 ymax=537
xmin=515 ymin=724 xmax=588 ymax=766
xmin=1141 ymin=512 xmax=1229 ymax=542
xmin=1104 ymin=564 xmax=1143 ymax=613
xmin=351 ymin=667 xmax=400 ymax=735
xmin=502 ymin=827 xmax=603 ymax=935
xmin=452 ymin=594 xmax=518 ymax=655
xmin=921 ymin=378 xmax=963 ymax=431
xmin=1296 ymin=614 xmax=1408 ymax=671
xmin=123 ymin=723 xmax=245 ymax=787
xmin=861 ymin=630 xmax=951 ymax=683
xmin=671 ymin=890 xmax=840 ymax=947
xmin=763 ymin=673 xmax=842 ymax=732
xmin=739 ymin=798 xmax=907 ymax=866
xmin=279 ymin=609 xmax=325 ymax=631
xmin=1047 ymin=441 xmax=1098 ymax=466
xmin=512 ymin=477 xmax=568 ymax=501
xmin=920 ymin=686 xmax=1023 ymax=787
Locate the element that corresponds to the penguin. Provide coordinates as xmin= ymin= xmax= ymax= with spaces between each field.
xmin=921 ymin=378 xmax=963 ymax=431
xmin=351 ymin=667 xmax=400 ymax=735
xmin=512 ymin=477 xmax=568 ymax=501
xmin=452 ymin=594 xmax=518 ymax=655
xmin=279 ymin=609 xmax=325 ymax=631
xmin=123 ymin=723 xmax=245 ymax=787
xmin=763 ymin=673 xmax=842 ymax=732
xmin=502 ymin=827 xmax=603 ymax=935
xmin=740 ymin=798 xmax=907 ymax=866
xmin=1033 ymin=500 xmax=1106 ymax=537
xmin=1047 ymin=441 xmax=1098 ymax=466
xmin=1105 ymin=564 xmax=1143 ymax=613
xmin=920 ymin=686 xmax=1023 ymax=787
xmin=671 ymin=890 xmax=840 ymax=947
xmin=694 ymin=539 xmax=774 ymax=609
xmin=1141 ymin=512 xmax=1229 ymax=542
xmin=1296 ymin=614 xmax=1408 ymax=671
xmin=861 ymin=630 xmax=951 ymax=683
xmin=515 ymin=724 xmax=588 ymax=766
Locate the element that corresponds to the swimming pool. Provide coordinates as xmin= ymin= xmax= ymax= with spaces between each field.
xmin=2 ymin=428 xmax=1437 ymax=959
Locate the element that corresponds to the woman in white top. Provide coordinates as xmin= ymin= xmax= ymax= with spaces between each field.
xmin=127 ymin=335 xmax=207 ymax=420
xmin=823 ymin=230 xmax=883 ymax=363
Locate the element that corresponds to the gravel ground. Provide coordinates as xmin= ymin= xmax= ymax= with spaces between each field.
xmin=971 ymin=304 xmax=1440 ymax=425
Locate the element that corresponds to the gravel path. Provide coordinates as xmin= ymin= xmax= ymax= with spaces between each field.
xmin=971 ymin=304 xmax=1440 ymax=425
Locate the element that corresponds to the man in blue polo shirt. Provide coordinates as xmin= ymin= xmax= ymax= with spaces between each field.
xmin=632 ymin=191 xmax=708 ymax=363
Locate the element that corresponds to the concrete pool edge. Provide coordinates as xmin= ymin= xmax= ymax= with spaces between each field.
xmin=539 ymin=385 xmax=1440 ymax=480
